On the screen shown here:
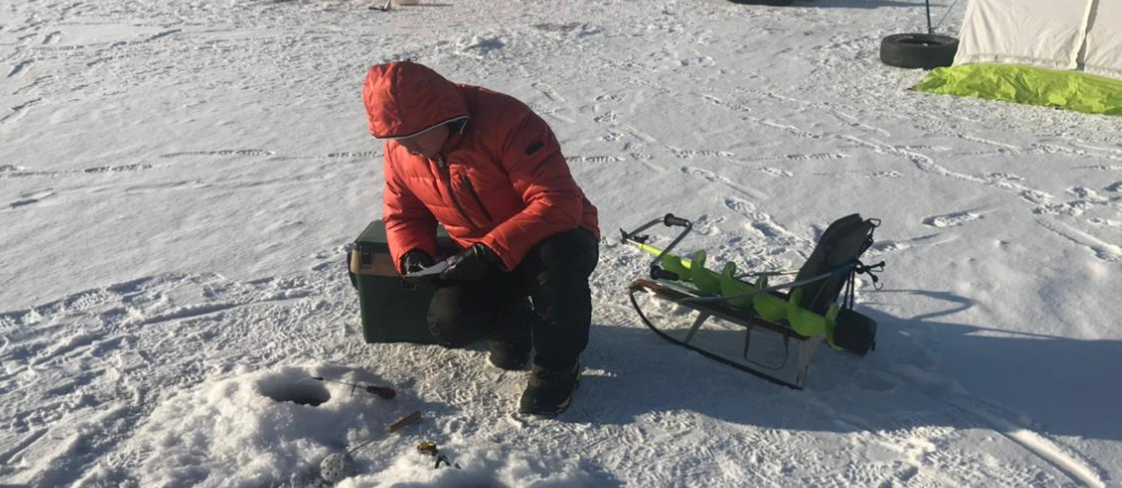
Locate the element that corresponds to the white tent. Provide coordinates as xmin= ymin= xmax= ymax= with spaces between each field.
xmin=954 ymin=0 xmax=1122 ymax=80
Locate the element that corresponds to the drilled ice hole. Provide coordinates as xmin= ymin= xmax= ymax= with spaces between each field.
xmin=258 ymin=378 xmax=331 ymax=407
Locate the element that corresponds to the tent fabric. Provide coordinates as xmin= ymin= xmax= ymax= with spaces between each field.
xmin=921 ymin=0 xmax=1122 ymax=116
xmin=953 ymin=0 xmax=1122 ymax=78
xmin=1083 ymin=0 xmax=1122 ymax=79
xmin=915 ymin=64 xmax=1122 ymax=117
xmin=953 ymin=0 xmax=1095 ymax=71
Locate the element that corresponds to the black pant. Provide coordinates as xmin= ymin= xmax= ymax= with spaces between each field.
xmin=426 ymin=228 xmax=599 ymax=369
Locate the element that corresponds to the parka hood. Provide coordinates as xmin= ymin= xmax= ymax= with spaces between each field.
xmin=362 ymin=61 xmax=470 ymax=139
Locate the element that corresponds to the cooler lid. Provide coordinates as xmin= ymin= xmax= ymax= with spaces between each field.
xmin=354 ymin=220 xmax=455 ymax=250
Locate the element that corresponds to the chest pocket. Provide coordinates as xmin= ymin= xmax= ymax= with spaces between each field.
xmin=456 ymin=172 xmax=494 ymax=223
xmin=443 ymin=165 xmax=494 ymax=230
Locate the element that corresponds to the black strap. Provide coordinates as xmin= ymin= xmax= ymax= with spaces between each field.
xmin=843 ymin=260 xmax=885 ymax=310
xmin=841 ymin=218 xmax=881 ymax=309
xmin=347 ymin=251 xmax=358 ymax=289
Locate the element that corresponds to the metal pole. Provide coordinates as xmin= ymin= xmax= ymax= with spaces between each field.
xmin=926 ymin=0 xmax=934 ymax=34
xmin=679 ymin=264 xmax=852 ymax=304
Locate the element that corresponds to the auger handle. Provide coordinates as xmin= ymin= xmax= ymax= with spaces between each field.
xmin=619 ymin=213 xmax=694 ymax=281
xmin=663 ymin=214 xmax=690 ymax=227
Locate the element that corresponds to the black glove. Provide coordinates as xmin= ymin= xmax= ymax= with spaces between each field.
xmin=400 ymin=250 xmax=436 ymax=284
xmin=440 ymin=243 xmax=501 ymax=282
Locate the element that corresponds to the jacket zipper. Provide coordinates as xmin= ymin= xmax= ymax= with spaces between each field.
xmin=437 ymin=157 xmax=483 ymax=229
xmin=461 ymin=175 xmax=494 ymax=223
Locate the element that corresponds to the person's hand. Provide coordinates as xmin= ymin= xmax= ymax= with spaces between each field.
xmin=400 ymin=250 xmax=436 ymax=285
xmin=440 ymin=243 xmax=501 ymax=282
xmin=401 ymin=249 xmax=435 ymax=274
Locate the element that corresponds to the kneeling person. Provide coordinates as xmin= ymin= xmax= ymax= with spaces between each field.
xmin=362 ymin=61 xmax=600 ymax=416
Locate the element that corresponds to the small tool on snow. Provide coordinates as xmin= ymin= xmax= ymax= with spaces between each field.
xmin=318 ymin=452 xmax=354 ymax=483
xmin=319 ymin=410 xmax=423 ymax=483
xmin=417 ymin=441 xmax=461 ymax=469
xmin=310 ymin=376 xmax=396 ymax=399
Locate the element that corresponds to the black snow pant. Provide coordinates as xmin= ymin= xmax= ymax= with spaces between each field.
xmin=426 ymin=227 xmax=599 ymax=369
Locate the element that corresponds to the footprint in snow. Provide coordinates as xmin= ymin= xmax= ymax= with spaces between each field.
xmin=9 ymin=189 xmax=54 ymax=208
xmin=922 ymin=211 xmax=983 ymax=228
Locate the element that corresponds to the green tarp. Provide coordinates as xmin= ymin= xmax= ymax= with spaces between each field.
xmin=915 ymin=64 xmax=1122 ymax=117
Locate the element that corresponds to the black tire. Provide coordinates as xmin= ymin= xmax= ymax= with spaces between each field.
xmin=880 ymin=33 xmax=958 ymax=70
xmin=728 ymin=0 xmax=795 ymax=5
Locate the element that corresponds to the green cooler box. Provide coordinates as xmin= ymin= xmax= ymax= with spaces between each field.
xmin=348 ymin=220 xmax=456 ymax=344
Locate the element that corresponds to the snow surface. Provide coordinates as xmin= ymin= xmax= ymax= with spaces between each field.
xmin=2 ymin=0 xmax=1122 ymax=486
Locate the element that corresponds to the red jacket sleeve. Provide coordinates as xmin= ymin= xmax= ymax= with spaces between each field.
xmin=382 ymin=150 xmax=437 ymax=274
xmin=480 ymin=109 xmax=584 ymax=270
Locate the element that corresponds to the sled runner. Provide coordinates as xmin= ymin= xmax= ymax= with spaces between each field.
xmin=623 ymin=213 xmax=884 ymax=389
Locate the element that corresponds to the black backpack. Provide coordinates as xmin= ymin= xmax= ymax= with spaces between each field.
xmin=792 ymin=214 xmax=882 ymax=354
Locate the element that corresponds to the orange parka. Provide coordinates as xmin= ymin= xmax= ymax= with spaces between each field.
xmin=362 ymin=61 xmax=600 ymax=273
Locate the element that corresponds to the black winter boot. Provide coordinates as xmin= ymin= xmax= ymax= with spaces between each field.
xmin=518 ymin=363 xmax=581 ymax=416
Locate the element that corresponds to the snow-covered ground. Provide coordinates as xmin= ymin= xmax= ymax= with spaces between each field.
xmin=3 ymin=0 xmax=1122 ymax=486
